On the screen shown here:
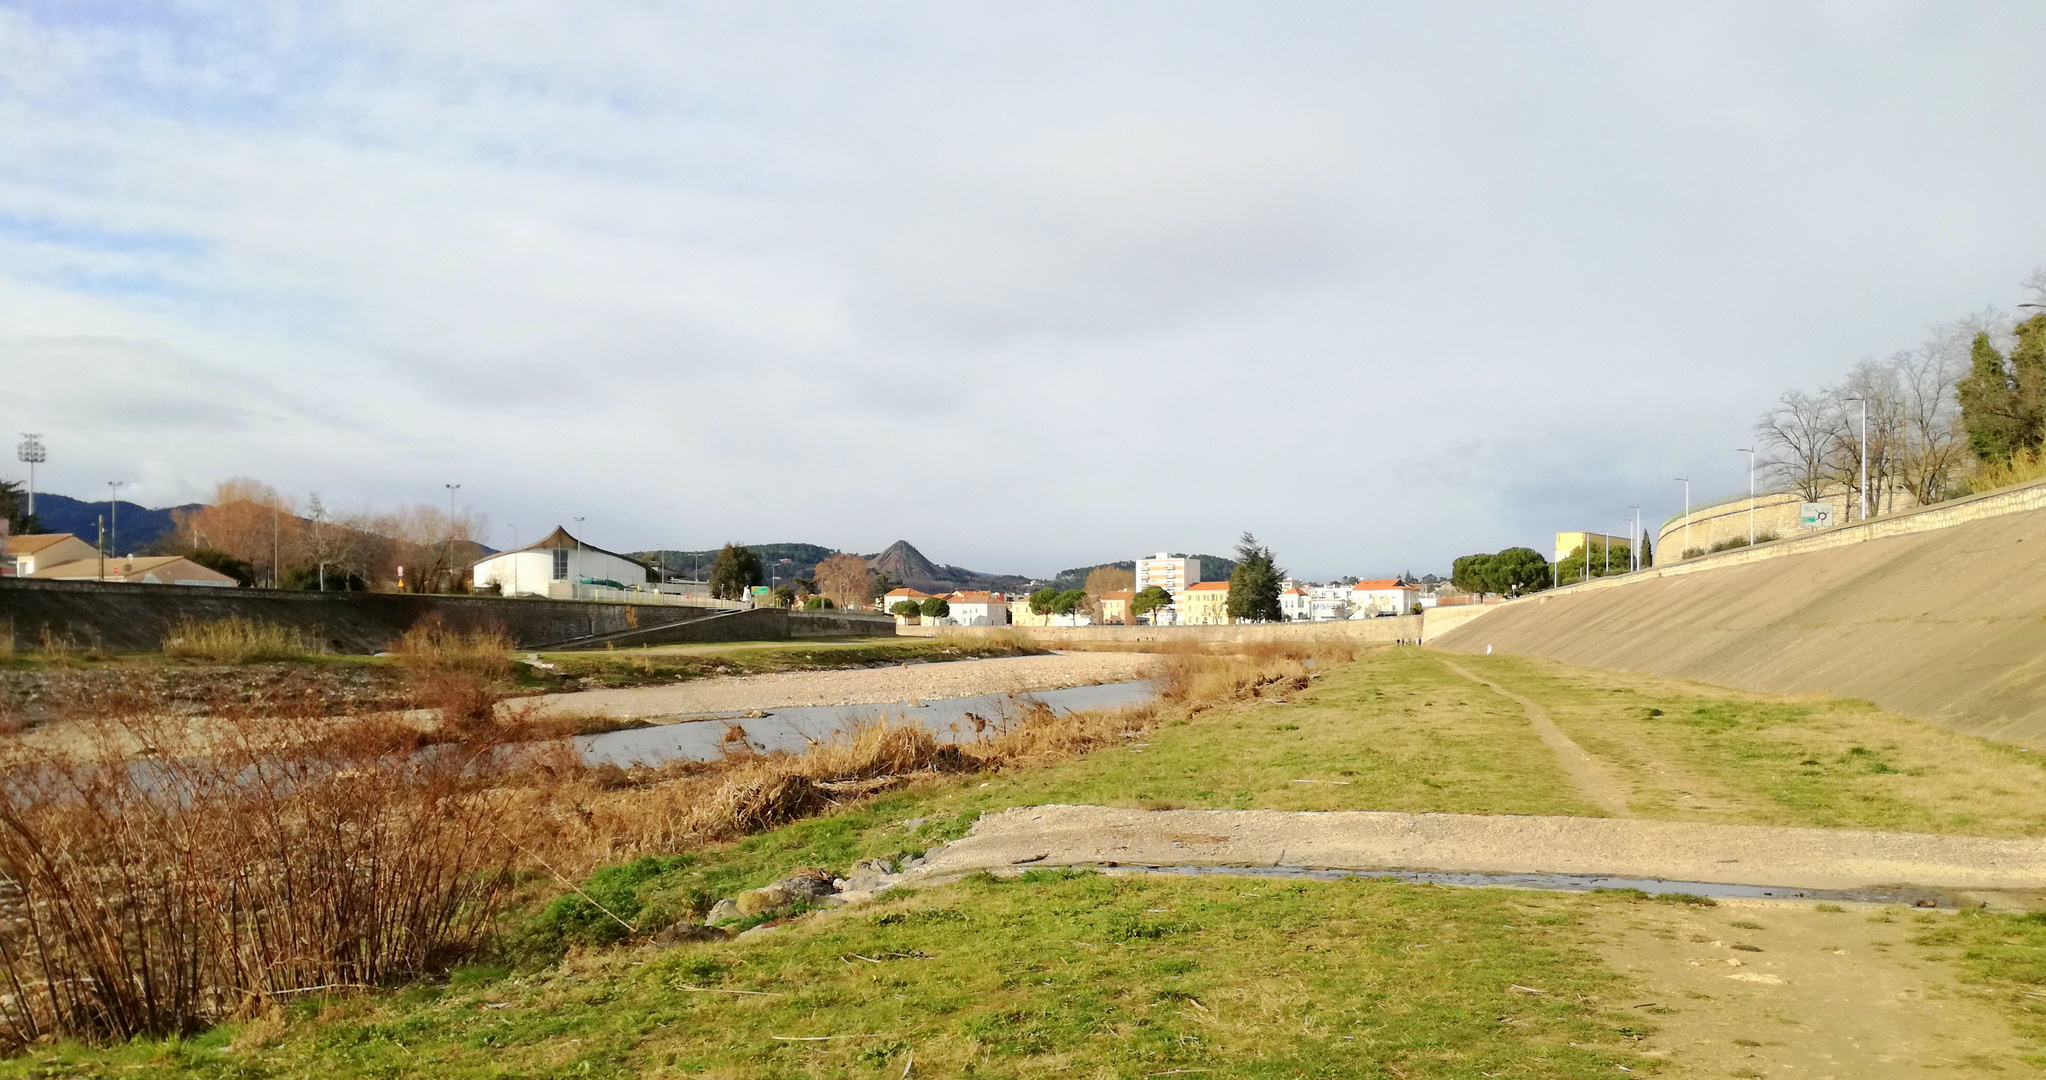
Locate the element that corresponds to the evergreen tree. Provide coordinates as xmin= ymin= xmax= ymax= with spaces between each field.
xmin=1028 ymin=588 xmax=1059 ymax=615
xmin=1225 ymin=532 xmax=1284 ymax=623
xmin=1130 ymin=586 xmax=1173 ymax=620
xmin=1957 ymin=319 xmax=2046 ymax=466
xmin=0 ymin=479 xmax=38 ymax=536
xmin=1450 ymin=553 xmax=1495 ymax=597
xmin=708 ymin=542 xmax=764 ymax=600
xmin=920 ymin=596 xmax=951 ymax=619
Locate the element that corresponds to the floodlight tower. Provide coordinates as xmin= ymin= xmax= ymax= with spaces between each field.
xmin=16 ymin=435 xmax=44 ymax=517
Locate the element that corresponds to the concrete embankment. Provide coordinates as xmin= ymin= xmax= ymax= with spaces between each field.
xmin=1431 ymin=500 xmax=2046 ymax=746
xmin=0 ymin=578 xmax=892 ymax=654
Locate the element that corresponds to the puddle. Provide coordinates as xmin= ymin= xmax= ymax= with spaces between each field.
xmin=578 ymin=679 xmax=1160 ymax=767
xmin=1055 ymin=862 xmax=1957 ymax=907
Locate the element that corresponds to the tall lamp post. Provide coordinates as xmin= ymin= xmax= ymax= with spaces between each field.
xmin=1674 ymin=477 xmax=1691 ymax=561
xmin=504 ymin=524 xmax=519 ymax=596
xmin=1627 ymin=505 xmax=1642 ymax=572
xmin=444 ymin=484 xmax=461 ymax=593
xmin=1844 ymin=395 xmax=1869 ymax=522
xmin=16 ymin=435 xmax=43 ymax=519
xmin=1736 ymin=448 xmax=1756 ymax=546
xmin=106 ymin=481 xmax=125 ymax=559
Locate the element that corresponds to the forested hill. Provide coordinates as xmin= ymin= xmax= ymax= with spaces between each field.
xmin=13 ymin=493 xmax=197 ymax=552
xmin=634 ymin=541 xmax=1037 ymax=594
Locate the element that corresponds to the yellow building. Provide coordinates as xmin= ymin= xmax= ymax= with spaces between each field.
xmin=1097 ymin=589 xmax=1133 ymax=625
xmin=1552 ymin=531 xmax=1630 ymax=564
xmin=1178 ymin=581 xmax=1231 ymax=625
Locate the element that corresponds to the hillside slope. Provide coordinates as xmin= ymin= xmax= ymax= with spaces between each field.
xmin=1431 ymin=506 xmax=2046 ymax=747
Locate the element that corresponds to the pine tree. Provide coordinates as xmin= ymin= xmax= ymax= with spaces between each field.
xmin=1225 ymin=532 xmax=1284 ymax=623
xmin=708 ymin=542 xmax=764 ymax=600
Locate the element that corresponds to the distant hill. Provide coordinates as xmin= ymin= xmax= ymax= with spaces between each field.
xmin=15 ymin=493 xmax=198 ymax=553
xmin=634 ymin=540 xmax=1039 ymax=594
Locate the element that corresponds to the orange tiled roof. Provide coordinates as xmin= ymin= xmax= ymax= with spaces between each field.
xmin=1186 ymin=581 xmax=1230 ymax=592
xmin=1351 ymin=578 xmax=1413 ymax=590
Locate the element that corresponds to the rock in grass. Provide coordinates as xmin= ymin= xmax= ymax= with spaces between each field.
xmin=704 ymin=898 xmax=741 ymax=925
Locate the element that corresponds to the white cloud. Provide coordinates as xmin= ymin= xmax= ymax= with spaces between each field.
xmin=4 ymin=1 xmax=2045 ymax=577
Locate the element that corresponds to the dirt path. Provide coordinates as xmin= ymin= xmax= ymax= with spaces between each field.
xmin=909 ymin=805 xmax=2046 ymax=895
xmin=521 ymin=652 xmax=1157 ymax=720
xmin=1588 ymin=900 xmax=2035 ymax=1076
xmin=1436 ymin=656 xmax=1631 ymax=815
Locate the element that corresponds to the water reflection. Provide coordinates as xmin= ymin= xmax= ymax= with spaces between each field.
xmin=577 ymin=679 xmax=1159 ymax=767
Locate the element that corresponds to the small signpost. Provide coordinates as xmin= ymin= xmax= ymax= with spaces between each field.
xmin=1799 ymin=502 xmax=1835 ymax=529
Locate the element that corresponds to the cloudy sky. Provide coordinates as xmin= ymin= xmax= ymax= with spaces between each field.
xmin=4 ymin=2 xmax=2043 ymax=578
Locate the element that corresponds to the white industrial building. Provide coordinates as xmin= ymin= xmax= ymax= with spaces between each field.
xmin=471 ymin=526 xmax=650 ymax=598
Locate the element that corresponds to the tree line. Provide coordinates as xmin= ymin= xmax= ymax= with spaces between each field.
xmin=1755 ymin=268 xmax=2046 ymax=514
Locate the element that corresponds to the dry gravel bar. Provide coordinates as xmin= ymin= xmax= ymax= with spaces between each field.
xmin=524 ymin=651 xmax=1158 ymax=720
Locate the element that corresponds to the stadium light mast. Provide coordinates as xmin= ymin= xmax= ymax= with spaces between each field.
xmin=1844 ymin=395 xmax=1869 ymax=522
xmin=16 ymin=435 xmax=44 ymax=518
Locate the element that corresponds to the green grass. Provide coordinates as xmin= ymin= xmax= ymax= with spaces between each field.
xmin=1446 ymin=654 xmax=2046 ymax=835
xmin=1910 ymin=910 xmax=2046 ymax=1062
xmin=530 ymin=638 xmax=1046 ymax=690
xmin=15 ymin=874 xmax=1661 ymax=1079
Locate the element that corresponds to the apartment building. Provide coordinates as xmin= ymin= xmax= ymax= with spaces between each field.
xmin=1134 ymin=553 xmax=1201 ymax=595
xmin=1350 ymin=578 xmax=1420 ymax=616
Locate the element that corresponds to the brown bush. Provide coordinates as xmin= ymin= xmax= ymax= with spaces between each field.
xmin=390 ymin=615 xmax=514 ymax=676
xmin=0 ymin=693 xmax=528 ymax=1047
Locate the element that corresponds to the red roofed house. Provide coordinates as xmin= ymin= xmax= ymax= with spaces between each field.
xmin=881 ymin=588 xmax=935 ymax=622
xmin=1279 ymin=584 xmax=1309 ymax=622
xmin=944 ymin=590 xmax=1009 ymax=627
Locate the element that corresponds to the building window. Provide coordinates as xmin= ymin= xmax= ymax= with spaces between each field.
xmin=552 ymin=549 xmax=569 ymax=581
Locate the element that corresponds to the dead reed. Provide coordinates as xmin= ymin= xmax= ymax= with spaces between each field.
xmin=0 ymin=679 xmax=530 ymax=1047
xmin=161 ymin=617 xmax=323 ymax=663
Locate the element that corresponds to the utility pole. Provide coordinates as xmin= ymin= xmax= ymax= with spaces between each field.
xmin=1737 ymin=448 xmax=1756 ymax=546
xmin=96 ymin=515 xmax=105 ymax=580
xmin=1628 ymin=506 xmax=1642 ymax=572
xmin=16 ymin=435 xmax=43 ymax=519
xmin=573 ymin=516 xmax=586 ymax=589
xmin=106 ymin=481 xmax=124 ymax=558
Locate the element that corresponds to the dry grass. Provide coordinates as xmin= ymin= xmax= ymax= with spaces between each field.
xmin=1972 ymin=447 xmax=2046 ymax=493
xmin=0 ymin=644 xmax=1307 ymax=1047
xmin=389 ymin=615 xmax=514 ymax=676
xmin=0 ymin=623 xmax=13 ymax=661
xmin=161 ymin=617 xmax=324 ymax=663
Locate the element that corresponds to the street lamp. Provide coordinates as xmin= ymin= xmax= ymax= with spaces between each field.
xmin=1736 ymin=448 xmax=1756 ymax=547
xmin=106 ymin=481 xmax=124 ymax=558
xmin=1844 ymin=396 xmax=1869 ymax=522
xmin=1674 ymin=477 xmax=1691 ymax=561
xmin=504 ymin=524 xmax=519 ymax=596
xmin=1627 ymin=505 xmax=1642 ymax=572
xmin=445 ymin=484 xmax=462 ymax=594
xmin=16 ymin=435 xmax=44 ymax=518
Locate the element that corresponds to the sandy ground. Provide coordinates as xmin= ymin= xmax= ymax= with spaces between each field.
xmin=909 ymin=805 xmax=2046 ymax=895
xmin=1590 ymin=900 xmax=2033 ymax=1077
xmin=522 ymin=652 xmax=1158 ymax=720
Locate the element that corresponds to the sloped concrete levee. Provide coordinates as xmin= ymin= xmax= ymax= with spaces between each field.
xmin=0 ymin=578 xmax=892 ymax=653
xmin=1430 ymin=498 xmax=2046 ymax=747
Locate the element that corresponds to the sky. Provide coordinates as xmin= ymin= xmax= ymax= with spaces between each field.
xmin=3 ymin=2 xmax=2044 ymax=580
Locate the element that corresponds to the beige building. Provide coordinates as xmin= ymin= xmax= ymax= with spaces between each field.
xmin=3 ymin=534 xmax=100 ymax=577
xmin=33 ymin=555 xmax=236 ymax=587
xmin=1097 ymin=589 xmax=1133 ymax=625
xmin=1177 ymin=580 xmax=1231 ymax=625
xmin=1552 ymin=531 xmax=1630 ymax=564
xmin=1135 ymin=553 xmax=1201 ymax=595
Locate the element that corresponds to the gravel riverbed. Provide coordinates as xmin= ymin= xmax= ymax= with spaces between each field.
xmin=525 ymin=651 xmax=1160 ymax=720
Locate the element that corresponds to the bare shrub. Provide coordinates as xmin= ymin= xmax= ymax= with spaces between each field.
xmin=0 ymin=695 xmax=526 ymax=1047
xmin=161 ymin=617 xmax=322 ymax=663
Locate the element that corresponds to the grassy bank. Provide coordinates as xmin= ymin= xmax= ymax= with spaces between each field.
xmin=1444 ymin=653 xmax=2046 ymax=836
xmin=8 ymin=643 xmax=2046 ymax=1073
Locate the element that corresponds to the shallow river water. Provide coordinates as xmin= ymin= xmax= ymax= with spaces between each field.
xmin=577 ymin=678 xmax=1160 ymax=767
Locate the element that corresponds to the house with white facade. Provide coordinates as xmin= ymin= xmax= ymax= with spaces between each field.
xmin=3 ymin=534 xmax=99 ymax=578
xmin=1280 ymin=584 xmax=1310 ymax=621
xmin=471 ymin=526 xmax=650 ymax=598
xmin=1308 ymin=584 xmax=1353 ymax=622
xmin=1134 ymin=553 xmax=1200 ymax=594
xmin=1350 ymin=578 xmax=1419 ymax=616
xmin=944 ymin=591 xmax=1010 ymax=627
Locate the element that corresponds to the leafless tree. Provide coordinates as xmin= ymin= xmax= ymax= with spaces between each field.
xmin=1755 ymin=390 xmax=1836 ymax=501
